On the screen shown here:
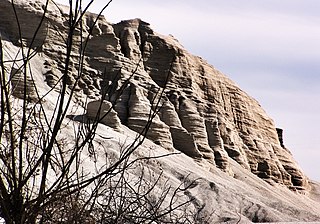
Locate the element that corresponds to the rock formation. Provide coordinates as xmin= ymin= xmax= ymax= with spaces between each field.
xmin=10 ymin=67 xmax=38 ymax=102
xmin=2 ymin=1 xmax=319 ymax=222
xmin=86 ymin=100 xmax=122 ymax=131
xmin=111 ymin=19 xmax=308 ymax=191
xmin=0 ymin=0 xmax=308 ymax=191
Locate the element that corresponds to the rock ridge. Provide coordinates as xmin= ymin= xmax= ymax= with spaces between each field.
xmin=0 ymin=0 xmax=308 ymax=191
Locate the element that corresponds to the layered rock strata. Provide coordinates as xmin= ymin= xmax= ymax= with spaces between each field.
xmin=0 ymin=0 xmax=308 ymax=191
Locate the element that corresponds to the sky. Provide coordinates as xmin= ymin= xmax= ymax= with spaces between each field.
xmin=55 ymin=0 xmax=320 ymax=181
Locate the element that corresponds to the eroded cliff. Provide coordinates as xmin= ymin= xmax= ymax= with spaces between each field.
xmin=0 ymin=0 xmax=308 ymax=192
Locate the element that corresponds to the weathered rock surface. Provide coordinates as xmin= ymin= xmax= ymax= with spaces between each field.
xmin=10 ymin=67 xmax=38 ymax=102
xmin=110 ymin=19 xmax=308 ymax=191
xmin=0 ymin=0 xmax=308 ymax=191
xmin=86 ymin=100 xmax=122 ymax=131
xmin=1 ymin=1 xmax=318 ymax=222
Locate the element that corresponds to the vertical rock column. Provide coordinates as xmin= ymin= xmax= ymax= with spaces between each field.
xmin=126 ymin=84 xmax=174 ymax=150
xmin=177 ymin=97 xmax=215 ymax=161
xmin=205 ymin=119 xmax=232 ymax=173
xmin=158 ymin=100 xmax=203 ymax=158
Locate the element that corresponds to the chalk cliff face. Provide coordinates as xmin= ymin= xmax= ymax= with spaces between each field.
xmin=0 ymin=0 xmax=307 ymax=191
xmin=111 ymin=19 xmax=308 ymax=191
xmin=4 ymin=1 xmax=320 ymax=222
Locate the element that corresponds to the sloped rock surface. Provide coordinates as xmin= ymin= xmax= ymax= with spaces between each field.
xmin=10 ymin=67 xmax=38 ymax=102
xmin=0 ymin=0 xmax=308 ymax=192
xmin=86 ymin=100 xmax=122 ymax=131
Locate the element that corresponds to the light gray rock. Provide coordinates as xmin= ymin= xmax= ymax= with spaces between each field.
xmin=126 ymin=84 xmax=174 ymax=150
xmin=10 ymin=67 xmax=38 ymax=102
xmin=2 ymin=1 xmax=320 ymax=222
xmin=86 ymin=100 xmax=121 ymax=131
xmin=0 ymin=0 xmax=309 ymax=194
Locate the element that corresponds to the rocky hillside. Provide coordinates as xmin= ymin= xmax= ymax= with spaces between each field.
xmin=1 ymin=0 xmax=320 ymax=222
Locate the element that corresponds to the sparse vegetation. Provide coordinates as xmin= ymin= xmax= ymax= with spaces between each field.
xmin=0 ymin=0 xmax=204 ymax=223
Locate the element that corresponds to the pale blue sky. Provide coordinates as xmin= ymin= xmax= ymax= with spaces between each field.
xmin=55 ymin=0 xmax=320 ymax=180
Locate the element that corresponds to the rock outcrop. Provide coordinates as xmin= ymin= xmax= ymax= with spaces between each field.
xmin=86 ymin=100 xmax=122 ymax=131
xmin=111 ymin=19 xmax=308 ymax=191
xmin=10 ymin=67 xmax=38 ymax=102
xmin=0 ymin=0 xmax=308 ymax=192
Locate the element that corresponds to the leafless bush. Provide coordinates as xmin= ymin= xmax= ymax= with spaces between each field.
xmin=0 ymin=0 xmax=210 ymax=223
